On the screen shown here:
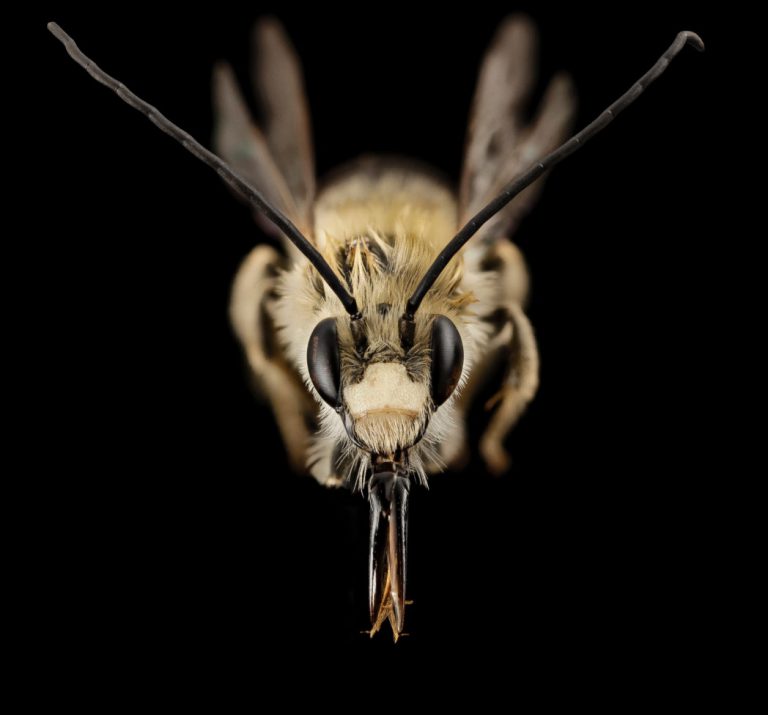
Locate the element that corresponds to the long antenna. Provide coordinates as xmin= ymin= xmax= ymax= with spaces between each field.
xmin=405 ymin=30 xmax=704 ymax=318
xmin=47 ymin=22 xmax=361 ymax=319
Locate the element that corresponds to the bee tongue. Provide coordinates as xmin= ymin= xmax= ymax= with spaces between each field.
xmin=368 ymin=462 xmax=410 ymax=640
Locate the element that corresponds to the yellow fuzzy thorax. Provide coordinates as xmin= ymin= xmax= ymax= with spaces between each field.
xmin=311 ymin=163 xmax=477 ymax=322
xmin=314 ymin=166 xmax=457 ymax=253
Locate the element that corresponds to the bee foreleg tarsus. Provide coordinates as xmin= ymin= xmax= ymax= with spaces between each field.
xmin=479 ymin=302 xmax=540 ymax=476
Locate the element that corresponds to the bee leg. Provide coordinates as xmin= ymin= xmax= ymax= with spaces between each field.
xmin=479 ymin=302 xmax=540 ymax=475
xmin=489 ymin=239 xmax=531 ymax=307
xmin=230 ymin=245 xmax=315 ymax=473
xmin=442 ymin=239 xmax=531 ymax=471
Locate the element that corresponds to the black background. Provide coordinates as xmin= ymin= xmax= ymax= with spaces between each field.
xmin=33 ymin=2 xmax=724 ymax=694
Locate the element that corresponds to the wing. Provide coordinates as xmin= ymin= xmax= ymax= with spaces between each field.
xmin=213 ymin=19 xmax=315 ymax=240
xmin=459 ymin=15 xmax=576 ymax=244
xmin=252 ymin=19 xmax=316 ymax=224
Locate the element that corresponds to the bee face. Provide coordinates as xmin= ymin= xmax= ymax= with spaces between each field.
xmin=307 ymin=313 xmax=464 ymax=456
xmin=344 ymin=361 xmax=430 ymax=454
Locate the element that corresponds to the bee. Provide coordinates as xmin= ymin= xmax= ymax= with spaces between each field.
xmin=48 ymin=17 xmax=703 ymax=640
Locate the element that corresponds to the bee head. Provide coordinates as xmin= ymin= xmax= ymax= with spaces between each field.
xmin=306 ymin=313 xmax=463 ymax=455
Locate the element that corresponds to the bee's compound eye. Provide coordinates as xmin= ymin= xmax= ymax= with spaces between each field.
xmin=307 ymin=318 xmax=341 ymax=408
xmin=430 ymin=315 xmax=464 ymax=407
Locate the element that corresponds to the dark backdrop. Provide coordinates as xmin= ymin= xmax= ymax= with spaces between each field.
xmin=35 ymin=2 xmax=720 ymax=694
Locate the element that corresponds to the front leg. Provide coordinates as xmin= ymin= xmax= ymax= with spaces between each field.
xmin=442 ymin=238 xmax=534 ymax=472
xmin=480 ymin=302 xmax=540 ymax=475
xmin=230 ymin=245 xmax=316 ymax=473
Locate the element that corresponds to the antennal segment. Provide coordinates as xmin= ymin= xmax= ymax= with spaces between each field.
xmin=405 ymin=30 xmax=704 ymax=318
xmin=47 ymin=22 xmax=360 ymax=318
